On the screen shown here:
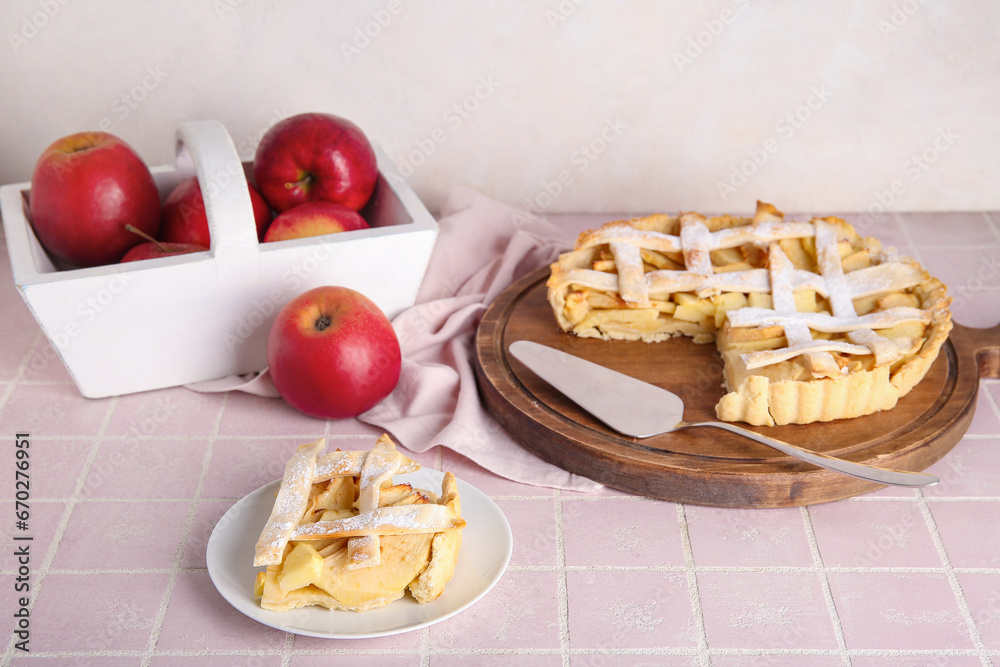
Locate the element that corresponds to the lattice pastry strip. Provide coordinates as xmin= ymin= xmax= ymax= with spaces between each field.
xmin=312 ymin=449 xmax=419 ymax=482
xmin=254 ymin=438 xmax=325 ymax=567
xmin=680 ymin=214 xmax=714 ymax=276
xmin=347 ymin=434 xmax=410 ymax=570
xmin=609 ymin=241 xmax=649 ymax=307
xmin=292 ymin=504 xmax=466 ymax=540
xmin=726 ymin=307 xmax=929 ymax=334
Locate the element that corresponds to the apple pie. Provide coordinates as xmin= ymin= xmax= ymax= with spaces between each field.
xmin=253 ymin=434 xmax=465 ymax=612
xmin=546 ymin=202 xmax=952 ymax=426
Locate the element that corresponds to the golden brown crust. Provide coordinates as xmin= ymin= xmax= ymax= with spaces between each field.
xmin=409 ymin=472 xmax=463 ymax=603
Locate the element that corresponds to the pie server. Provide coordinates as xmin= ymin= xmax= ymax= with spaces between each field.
xmin=508 ymin=340 xmax=939 ymax=488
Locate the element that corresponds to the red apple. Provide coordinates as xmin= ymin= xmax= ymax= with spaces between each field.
xmin=121 ymin=242 xmax=207 ymax=262
xmin=267 ymin=286 xmax=401 ymax=419
xmin=263 ymin=201 xmax=369 ymax=243
xmin=253 ymin=113 xmax=378 ymax=213
xmin=29 ymin=131 xmax=160 ymax=267
xmin=159 ymin=176 xmax=272 ymax=246
xmin=120 ymin=225 xmax=207 ymax=262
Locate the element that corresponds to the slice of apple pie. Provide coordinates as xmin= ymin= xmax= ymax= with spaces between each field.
xmin=253 ymin=434 xmax=465 ymax=612
xmin=546 ymin=202 xmax=952 ymax=426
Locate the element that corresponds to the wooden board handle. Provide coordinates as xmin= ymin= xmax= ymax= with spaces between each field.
xmin=951 ymin=322 xmax=1000 ymax=379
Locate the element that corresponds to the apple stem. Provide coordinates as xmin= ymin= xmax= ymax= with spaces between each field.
xmin=286 ymin=173 xmax=313 ymax=190
xmin=315 ymin=315 xmax=331 ymax=331
xmin=125 ymin=224 xmax=167 ymax=252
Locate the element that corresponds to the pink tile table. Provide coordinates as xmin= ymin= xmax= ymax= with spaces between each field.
xmin=0 ymin=211 xmax=998 ymax=665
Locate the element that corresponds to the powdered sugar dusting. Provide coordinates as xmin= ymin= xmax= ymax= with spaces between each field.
xmin=293 ymin=504 xmax=462 ymax=539
xmin=579 ymin=224 xmax=682 ymax=254
xmin=349 ymin=437 xmax=405 ymax=568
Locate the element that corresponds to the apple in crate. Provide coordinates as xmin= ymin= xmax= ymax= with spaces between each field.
xmin=120 ymin=225 xmax=207 ymax=262
xmin=29 ymin=131 xmax=160 ymax=267
xmin=160 ymin=176 xmax=272 ymax=246
xmin=267 ymin=286 xmax=401 ymax=419
xmin=263 ymin=201 xmax=368 ymax=243
xmin=253 ymin=113 xmax=378 ymax=213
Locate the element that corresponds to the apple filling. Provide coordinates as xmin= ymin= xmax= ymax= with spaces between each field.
xmin=546 ymin=202 xmax=952 ymax=426
xmin=253 ymin=434 xmax=464 ymax=612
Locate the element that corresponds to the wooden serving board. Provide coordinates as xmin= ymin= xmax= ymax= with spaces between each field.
xmin=474 ymin=266 xmax=1000 ymax=507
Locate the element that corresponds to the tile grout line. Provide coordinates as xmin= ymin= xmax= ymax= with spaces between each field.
xmin=554 ymin=489 xmax=572 ymax=667
xmin=12 ymin=563 xmax=1000 ymax=576
xmin=915 ymin=490 xmax=991 ymax=664
xmin=9 ymin=647 xmax=998 ymax=659
xmin=0 ymin=431 xmax=363 ymax=440
xmin=891 ymin=212 xmax=926 ymax=266
xmin=981 ymin=211 xmax=1000 ymax=244
xmin=1 ymin=394 xmax=118 ymax=666
xmin=709 ymin=647 xmax=995 ymax=659
xmin=22 ymin=425 xmax=1000 ymax=447
xmin=675 ymin=503 xmax=711 ymax=667
xmin=418 ymin=626 xmax=432 ymax=667
xmin=909 ymin=244 xmax=1000 ymax=250
xmin=800 ymin=506 xmax=852 ymax=666
xmin=17 ymin=425 xmax=1000 ymax=447
xmin=0 ymin=330 xmax=43 ymax=419
xmin=141 ymin=391 xmax=229 ymax=666
xmin=19 ymin=431 xmax=1000 ymax=447
xmin=280 ymin=632 xmax=295 ymax=667
xmin=977 ymin=378 xmax=1000 ymax=430
xmin=11 ymin=491 xmax=1000 ymax=503
xmin=8 ymin=492 xmax=1000 ymax=503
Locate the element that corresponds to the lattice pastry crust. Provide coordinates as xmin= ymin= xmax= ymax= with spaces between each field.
xmin=253 ymin=434 xmax=465 ymax=612
xmin=547 ymin=202 xmax=952 ymax=426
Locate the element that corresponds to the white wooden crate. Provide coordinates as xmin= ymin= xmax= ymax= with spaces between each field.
xmin=0 ymin=120 xmax=438 ymax=398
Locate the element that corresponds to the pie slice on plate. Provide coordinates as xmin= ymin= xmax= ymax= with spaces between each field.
xmin=253 ymin=434 xmax=465 ymax=612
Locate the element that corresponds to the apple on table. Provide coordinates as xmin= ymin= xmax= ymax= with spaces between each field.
xmin=254 ymin=113 xmax=378 ymax=213
xmin=29 ymin=131 xmax=160 ymax=267
xmin=160 ymin=176 xmax=272 ymax=246
xmin=263 ymin=201 xmax=369 ymax=243
xmin=267 ymin=286 xmax=401 ymax=419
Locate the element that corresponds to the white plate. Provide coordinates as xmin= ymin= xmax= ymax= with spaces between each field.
xmin=206 ymin=469 xmax=512 ymax=639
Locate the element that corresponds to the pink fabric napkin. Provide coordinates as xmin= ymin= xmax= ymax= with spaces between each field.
xmin=358 ymin=187 xmax=601 ymax=492
xmin=188 ymin=187 xmax=602 ymax=493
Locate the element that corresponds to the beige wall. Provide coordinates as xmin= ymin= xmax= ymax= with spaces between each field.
xmin=2 ymin=0 xmax=997 ymax=215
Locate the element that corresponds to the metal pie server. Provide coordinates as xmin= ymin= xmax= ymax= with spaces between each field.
xmin=508 ymin=340 xmax=939 ymax=488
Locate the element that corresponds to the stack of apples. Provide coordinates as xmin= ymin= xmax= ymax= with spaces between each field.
xmin=26 ymin=114 xmax=401 ymax=420
xmin=28 ymin=113 xmax=377 ymax=267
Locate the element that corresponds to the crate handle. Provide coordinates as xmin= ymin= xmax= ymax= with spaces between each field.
xmin=175 ymin=120 xmax=261 ymax=287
